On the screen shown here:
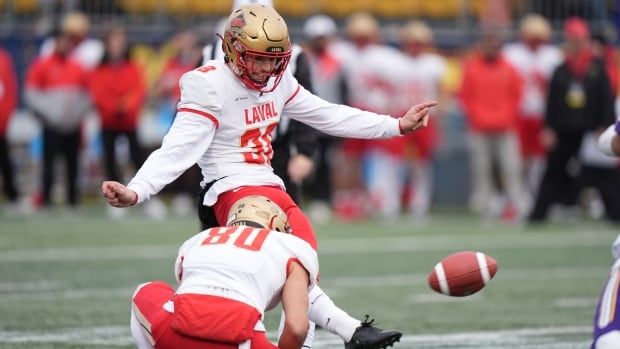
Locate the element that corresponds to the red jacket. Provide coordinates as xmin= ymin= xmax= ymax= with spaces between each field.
xmin=0 ymin=49 xmax=17 ymax=136
xmin=459 ymin=54 xmax=523 ymax=132
xmin=88 ymin=61 xmax=146 ymax=131
xmin=26 ymin=53 xmax=86 ymax=89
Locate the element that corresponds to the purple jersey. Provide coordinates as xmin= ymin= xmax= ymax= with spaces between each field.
xmin=592 ymin=260 xmax=620 ymax=348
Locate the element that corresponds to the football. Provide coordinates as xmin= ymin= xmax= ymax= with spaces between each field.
xmin=427 ymin=251 xmax=498 ymax=297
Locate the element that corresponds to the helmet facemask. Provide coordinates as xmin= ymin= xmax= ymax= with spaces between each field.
xmin=222 ymin=32 xmax=291 ymax=92
xmin=221 ymin=4 xmax=292 ymax=93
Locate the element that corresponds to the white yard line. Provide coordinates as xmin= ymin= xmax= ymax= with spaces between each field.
xmin=320 ymin=266 xmax=607 ymax=288
xmin=0 ymin=287 xmax=134 ymax=302
xmin=0 ymin=280 xmax=60 ymax=292
xmin=554 ymin=297 xmax=599 ymax=309
xmin=0 ymin=266 xmax=607 ymax=301
xmin=0 ymin=245 xmax=175 ymax=263
xmin=309 ymin=326 xmax=592 ymax=348
xmin=0 ymin=325 xmax=592 ymax=348
xmin=0 ymin=231 xmax=614 ymax=263
xmin=0 ymin=326 xmax=131 ymax=346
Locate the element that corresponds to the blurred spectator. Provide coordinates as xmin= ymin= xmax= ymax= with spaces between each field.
xmin=503 ymin=14 xmax=563 ymax=195
xmin=155 ymin=31 xmax=202 ymax=107
xmin=459 ymin=32 xmax=526 ymax=222
xmin=0 ymin=47 xmax=18 ymax=210
xmin=88 ymin=26 xmax=146 ymax=186
xmin=398 ymin=20 xmax=448 ymax=221
xmin=529 ymin=17 xmax=618 ymax=223
xmin=598 ymin=121 xmax=620 ymax=156
xmin=591 ymin=24 xmax=619 ymax=93
xmin=331 ymin=13 xmax=412 ymax=219
xmin=269 ymin=44 xmax=318 ymax=206
xmin=153 ymin=31 xmax=203 ymax=217
xmin=40 ymin=11 xmax=104 ymax=71
xmin=25 ymin=30 xmax=90 ymax=208
xmin=301 ymin=14 xmax=347 ymax=223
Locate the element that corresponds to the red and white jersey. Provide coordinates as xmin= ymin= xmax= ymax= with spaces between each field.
xmin=332 ymin=42 xmax=411 ymax=114
xmin=127 ymin=59 xmax=400 ymax=205
xmin=395 ymin=53 xmax=446 ymax=114
xmin=502 ymin=42 xmax=563 ymax=118
xmin=174 ymin=227 xmax=319 ymax=315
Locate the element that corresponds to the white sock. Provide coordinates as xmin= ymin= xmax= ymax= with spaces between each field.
xmin=277 ymin=310 xmax=316 ymax=348
xmin=308 ymin=285 xmax=360 ymax=342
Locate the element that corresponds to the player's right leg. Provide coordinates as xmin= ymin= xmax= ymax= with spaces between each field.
xmin=215 ymin=187 xmax=401 ymax=348
xmin=308 ymin=285 xmax=401 ymax=349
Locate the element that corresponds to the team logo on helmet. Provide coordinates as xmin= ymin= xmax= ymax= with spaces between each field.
xmin=221 ymin=4 xmax=292 ymax=92
xmin=230 ymin=14 xmax=245 ymax=28
xmin=227 ymin=196 xmax=291 ymax=233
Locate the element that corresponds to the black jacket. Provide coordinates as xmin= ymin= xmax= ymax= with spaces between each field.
xmin=545 ymin=57 xmax=615 ymax=134
xmin=271 ymin=51 xmax=318 ymax=158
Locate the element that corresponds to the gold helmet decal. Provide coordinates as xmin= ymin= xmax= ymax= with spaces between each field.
xmin=222 ymin=4 xmax=292 ymax=92
xmin=227 ymin=195 xmax=290 ymax=233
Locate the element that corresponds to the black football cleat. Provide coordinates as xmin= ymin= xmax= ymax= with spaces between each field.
xmin=344 ymin=315 xmax=402 ymax=349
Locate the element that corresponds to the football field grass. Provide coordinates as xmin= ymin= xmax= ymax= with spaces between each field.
xmin=0 ymin=204 xmax=616 ymax=348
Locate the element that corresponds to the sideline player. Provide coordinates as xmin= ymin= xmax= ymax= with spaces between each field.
xmin=592 ymin=122 xmax=620 ymax=348
xmin=130 ymin=196 xmax=319 ymax=349
xmin=598 ymin=121 xmax=620 ymax=157
xmin=104 ymin=4 xmax=433 ymax=348
xmin=592 ymin=234 xmax=620 ymax=348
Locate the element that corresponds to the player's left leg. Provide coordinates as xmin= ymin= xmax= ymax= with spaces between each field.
xmin=496 ymin=131 xmax=528 ymax=220
xmin=364 ymin=149 xmax=404 ymax=219
xmin=130 ymin=281 xmax=175 ymax=349
xmin=406 ymin=120 xmax=438 ymax=220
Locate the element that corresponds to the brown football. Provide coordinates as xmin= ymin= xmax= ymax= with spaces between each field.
xmin=428 ymin=251 xmax=498 ymax=297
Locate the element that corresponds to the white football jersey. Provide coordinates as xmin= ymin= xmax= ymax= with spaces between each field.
xmin=332 ymin=42 xmax=411 ymax=114
xmin=502 ymin=43 xmax=563 ymax=118
xmin=128 ymin=59 xmax=400 ymax=205
xmin=174 ymin=227 xmax=319 ymax=315
xmin=394 ymin=53 xmax=446 ymax=114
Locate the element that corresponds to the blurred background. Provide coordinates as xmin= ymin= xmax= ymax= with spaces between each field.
xmin=1 ymin=0 xmax=620 ymax=225
xmin=1 ymin=1 xmax=620 ymax=348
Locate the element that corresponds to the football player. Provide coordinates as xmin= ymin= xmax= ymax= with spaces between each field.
xmin=104 ymin=4 xmax=432 ymax=348
xmin=593 ymin=124 xmax=620 ymax=347
xmin=130 ymin=196 xmax=319 ymax=349
xmin=502 ymin=14 xmax=562 ymax=195
xmin=592 ymin=235 xmax=620 ymax=348
xmin=598 ymin=121 xmax=620 ymax=157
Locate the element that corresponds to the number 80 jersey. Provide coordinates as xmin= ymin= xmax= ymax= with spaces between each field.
xmin=174 ymin=226 xmax=319 ymax=315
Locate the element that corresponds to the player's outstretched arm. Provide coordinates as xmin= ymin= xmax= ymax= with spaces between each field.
xmin=398 ymin=101 xmax=438 ymax=135
xmin=101 ymin=181 xmax=138 ymax=208
xmin=598 ymin=121 xmax=620 ymax=157
xmin=279 ymin=262 xmax=310 ymax=349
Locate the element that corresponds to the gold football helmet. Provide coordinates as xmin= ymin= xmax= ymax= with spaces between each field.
xmin=226 ymin=195 xmax=290 ymax=233
xmin=401 ymin=21 xmax=434 ymax=44
xmin=221 ymin=4 xmax=292 ymax=92
xmin=520 ymin=14 xmax=551 ymax=42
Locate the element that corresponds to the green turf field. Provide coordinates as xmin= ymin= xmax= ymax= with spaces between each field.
xmin=0 ymin=205 xmax=616 ymax=348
